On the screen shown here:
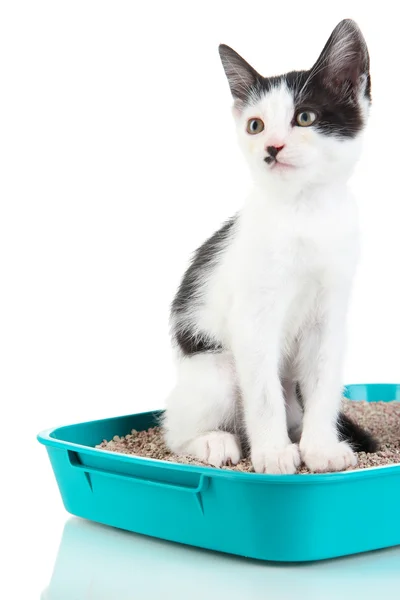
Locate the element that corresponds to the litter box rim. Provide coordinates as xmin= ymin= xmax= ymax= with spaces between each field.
xmin=37 ymin=382 xmax=400 ymax=484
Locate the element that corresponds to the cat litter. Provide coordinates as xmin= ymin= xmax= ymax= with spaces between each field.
xmin=96 ymin=400 xmax=400 ymax=473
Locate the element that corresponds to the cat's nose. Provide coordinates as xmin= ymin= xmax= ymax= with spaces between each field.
xmin=266 ymin=145 xmax=284 ymax=158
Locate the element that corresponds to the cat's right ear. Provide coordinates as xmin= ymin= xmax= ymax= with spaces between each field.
xmin=218 ymin=45 xmax=260 ymax=107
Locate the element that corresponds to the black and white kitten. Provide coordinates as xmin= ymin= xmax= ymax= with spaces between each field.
xmin=163 ymin=20 xmax=377 ymax=473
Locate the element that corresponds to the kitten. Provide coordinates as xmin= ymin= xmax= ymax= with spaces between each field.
xmin=163 ymin=19 xmax=377 ymax=474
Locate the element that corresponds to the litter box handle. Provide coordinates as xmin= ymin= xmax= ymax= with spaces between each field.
xmin=68 ymin=451 xmax=210 ymax=496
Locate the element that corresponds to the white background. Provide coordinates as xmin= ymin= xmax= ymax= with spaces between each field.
xmin=1 ymin=1 xmax=399 ymax=597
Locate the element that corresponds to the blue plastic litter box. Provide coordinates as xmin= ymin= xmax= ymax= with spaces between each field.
xmin=38 ymin=383 xmax=400 ymax=562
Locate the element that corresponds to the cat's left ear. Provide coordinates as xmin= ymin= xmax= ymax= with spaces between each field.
xmin=312 ymin=19 xmax=370 ymax=95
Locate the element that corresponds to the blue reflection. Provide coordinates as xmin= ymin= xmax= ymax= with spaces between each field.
xmin=44 ymin=518 xmax=400 ymax=599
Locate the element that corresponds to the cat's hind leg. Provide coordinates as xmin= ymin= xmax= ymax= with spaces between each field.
xmin=283 ymin=378 xmax=304 ymax=443
xmin=162 ymin=352 xmax=241 ymax=467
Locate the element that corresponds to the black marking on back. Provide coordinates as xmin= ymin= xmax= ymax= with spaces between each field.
xmin=171 ymin=216 xmax=236 ymax=356
xmin=172 ymin=216 xmax=236 ymax=314
xmin=174 ymin=329 xmax=223 ymax=356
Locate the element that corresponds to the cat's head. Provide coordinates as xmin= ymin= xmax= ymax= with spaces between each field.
xmin=219 ymin=19 xmax=370 ymax=191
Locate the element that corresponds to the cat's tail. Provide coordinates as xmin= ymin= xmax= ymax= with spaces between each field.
xmin=337 ymin=412 xmax=379 ymax=453
xmin=295 ymin=384 xmax=379 ymax=453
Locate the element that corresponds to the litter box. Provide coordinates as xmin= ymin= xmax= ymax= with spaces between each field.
xmin=37 ymin=383 xmax=400 ymax=562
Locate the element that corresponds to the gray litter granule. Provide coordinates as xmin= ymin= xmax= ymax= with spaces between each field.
xmin=96 ymin=400 xmax=400 ymax=474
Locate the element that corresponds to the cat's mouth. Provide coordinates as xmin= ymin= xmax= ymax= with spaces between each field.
xmin=265 ymin=159 xmax=296 ymax=171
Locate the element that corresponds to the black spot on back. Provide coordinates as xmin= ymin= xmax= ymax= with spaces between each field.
xmin=171 ymin=216 xmax=237 ymax=356
xmin=174 ymin=329 xmax=223 ymax=356
xmin=172 ymin=216 xmax=236 ymax=314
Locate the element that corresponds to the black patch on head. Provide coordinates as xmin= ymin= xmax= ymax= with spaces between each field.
xmin=286 ymin=70 xmax=365 ymax=138
xmin=171 ymin=216 xmax=236 ymax=356
xmin=219 ymin=19 xmax=371 ymax=140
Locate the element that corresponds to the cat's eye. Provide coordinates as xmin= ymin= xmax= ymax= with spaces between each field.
xmin=246 ymin=118 xmax=265 ymax=135
xmin=295 ymin=110 xmax=317 ymax=127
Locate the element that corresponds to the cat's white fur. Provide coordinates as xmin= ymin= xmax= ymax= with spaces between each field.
xmin=163 ymin=30 xmax=369 ymax=474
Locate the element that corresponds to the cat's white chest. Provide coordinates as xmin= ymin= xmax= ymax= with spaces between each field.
xmin=228 ymin=188 xmax=358 ymax=336
xmin=295 ymin=200 xmax=358 ymax=278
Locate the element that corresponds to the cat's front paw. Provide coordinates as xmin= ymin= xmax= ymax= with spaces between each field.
xmin=186 ymin=432 xmax=242 ymax=468
xmin=300 ymin=440 xmax=357 ymax=473
xmin=251 ymin=443 xmax=301 ymax=474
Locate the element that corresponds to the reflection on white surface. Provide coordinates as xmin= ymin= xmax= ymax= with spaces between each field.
xmin=44 ymin=518 xmax=400 ymax=600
